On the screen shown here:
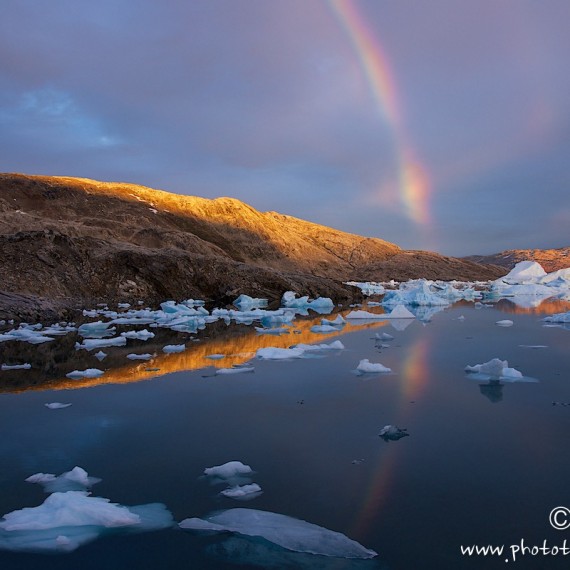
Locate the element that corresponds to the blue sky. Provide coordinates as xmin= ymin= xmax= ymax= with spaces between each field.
xmin=1 ymin=0 xmax=569 ymax=255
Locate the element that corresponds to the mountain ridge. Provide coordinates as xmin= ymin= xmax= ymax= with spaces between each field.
xmin=0 ymin=173 xmax=505 ymax=320
xmin=464 ymin=247 xmax=570 ymax=273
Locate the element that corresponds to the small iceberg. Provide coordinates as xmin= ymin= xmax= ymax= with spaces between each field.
xmin=233 ymin=295 xmax=268 ymax=311
xmin=163 ymin=344 xmax=186 ymax=353
xmin=204 ymin=461 xmax=253 ymax=480
xmin=464 ymin=358 xmax=534 ymax=382
xmin=294 ymin=340 xmax=345 ymax=352
xmin=346 ymin=304 xmax=415 ymax=320
xmin=45 ymin=403 xmax=72 ymax=410
xmin=256 ymin=347 xmax=305 ymax=360
xmin=495 ymin=320 xmax=514 ymax=327
xmin=25 ymin=467 xmax=101 ymax=493
xmin=1 ymin=363 xmax=31 ymax=370
xmin=379 ymin=425 xmax=409 ymax=441
xmin=0 ymin=491 xmax=173 ymax=553
xmin=120 ymin=329 xmax=155 ymax=340
xmin=179 ymin=508 xmax=377 ymax=559
xmin=65 ymin=369 xmax=104 ymax=380
xmin=220 ymin=484 xmax=262 ymax=500
xmin=356 ymin=359 xmax=392 ymax=374
xmin=75 ymin=337 xmax=127 ymax=350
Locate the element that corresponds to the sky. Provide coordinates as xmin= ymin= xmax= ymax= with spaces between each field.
xmin=1 ymin=0 xmax=569 ymax=256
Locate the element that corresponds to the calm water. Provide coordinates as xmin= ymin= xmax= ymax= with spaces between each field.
xmin=0 ymin=300 xmax=569 ymax=569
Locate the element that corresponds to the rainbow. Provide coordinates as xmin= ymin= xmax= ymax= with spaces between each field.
xmin=329 ymin=0 xmax=431 ymax=228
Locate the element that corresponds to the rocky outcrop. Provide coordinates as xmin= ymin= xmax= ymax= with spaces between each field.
xmin=465 ymin=247 xmax=570 ymax=273
xmin=0 ymin=173 xmax=505 ymax=320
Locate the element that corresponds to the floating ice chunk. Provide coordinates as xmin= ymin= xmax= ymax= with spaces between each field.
xmin=1 ymin=363 xmax=31 ymax=370
xmin=215 ymin=367 xmax=255 ymax=375
xmin=179 ymin=508 xmax=377 ymax=559
xmin=126 ymin=353 xmax=153 ymax=360
xmin=457 ymin=315 xmax=465 ymax=321
xmin=382 ymin=280 xmax=450 ymax=307
xmin=496 ymin=320 xmax=514 ymax=327
xmin=294 ymin=341 xmax=345 ymax=351
xmin=465 ymin=358 xmax=523 ymax=380
xmin=75 ymin=337 xmax=127 ymax=350
xmin=77 ymin=321 xmax=116 ymax=339
xmin=94 ymin=351 xmax=107 ymax=361
xmin=206 ymin=354 xmax=225 ymax=360
xmin=220 ymin=484 xmax=262 ymax=499
xmin=233 ymin=295 xmax=268 ymax=310
xmin=281 ymin=292 xmax=334 ymax=311
xmin=256 ymin=347 xmax=305 ymax=360
xmin=204 ymin=461 xmax=253 ymax=479
xmin=0 ymin=491 xmax=173 ymax=553
xmin=379 ymin=425 xmax=409 ymax=441
xmin=117 ymin=303 xmax=131 ymax=309
xmin=356 ymin=359 xmax=391 ymax=374
xmin=45 ymin=403 xmax=72 ymax=410
xmin=66 ymin=369 xmax=104 ymax=379
xmin=120 ymin=329 xmax=155 ymax=340
xmin=26 ymin=467 xmax=101 ymax=493
xmin=162 ymin=344 xmax=186 ymax=353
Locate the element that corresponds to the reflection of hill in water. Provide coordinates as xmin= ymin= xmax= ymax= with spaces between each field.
xmin=494 ymin=298 xmax=570 ymax=315
xmin=0 ymin=309 xmax=391 ymax=394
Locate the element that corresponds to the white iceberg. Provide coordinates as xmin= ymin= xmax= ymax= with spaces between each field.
xmin=126 ymin=353 xmax=153 ymax=360
xmin=294 ymin=341 xmax=345 ymax=352
xmin=256 ymin=347 xmax=305 ymax=360
xmin=120 ymin=329 xmax=155 ymax=340
xmin=465 ymin=358 xmax=524 ymax=380
xmin=346 ymin=304 xmax=415 ymax=320
xmin=0 ymin=491 xmax=173 ymax=553
xmin=204 ymin=461 xmax=253 ymax=480
xmin=179 ymin=508 xmax=377 ymax=559
xmin=45 ymin=403 xmax=72 ymax=410
xmin=65 ymin=368 xmax=104 ymax=380
xmin=162 ymin=344 xmax=186 ymax=353
xmin=281 ymin=292 xmax=334 ymax=311
xmin=321 ymin=315 xmax=346 ymax=327
xmin=495 ymin=320 xmax=514 ymax=327
xmin=356 ymin=359 xmax=392 ymax=374
xmin=502 ymin=261 xmax=547 ymax=284
xmin=75 ymin=337 xmax=127 ymax=350
xmin=1 ymin=363 xmax=31 ymax=370
xmin=26 ymin=467 xmax=101 ymax=493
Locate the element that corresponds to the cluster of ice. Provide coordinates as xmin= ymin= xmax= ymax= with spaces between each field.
xmin=0 ymin=323 xmax=57 ymax=344
xmin=233 ymin=295 xmax=268 ymax=311
xmin=281 ymin=291 xmax=334 ymax=312
xmin=382 ymin=280 xmax=467 ymax=307
xmin=487 ymin=261 xmax=570 ymax=300
xmin=0 ymin=491 xmax=173 ymax=553
xmin=179 ymin=508 xmax=377 ymax=559
xmin=256 ymin=340 xmax=345 ymax=361
xmin=356 ymin=359 xmax=391 ymax=374
xmin=465 ymin=358 xmax=523 ymax=380
xmin=77 ymin=321 xmax=116 ymax=339
xmin=203 ymin=461 xmax=261 ymax=499
xmin=345 ymin=281 xmax=386 ymax=296
xmin=66 ymin=368 xmax=104 ymax=380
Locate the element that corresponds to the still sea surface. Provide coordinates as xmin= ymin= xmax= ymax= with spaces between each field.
xmin=0 ymin=299 xmax=568 ymax=569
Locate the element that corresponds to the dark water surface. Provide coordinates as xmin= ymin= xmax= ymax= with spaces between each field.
xmin=0 ymin=302 xmax=569 ymax=569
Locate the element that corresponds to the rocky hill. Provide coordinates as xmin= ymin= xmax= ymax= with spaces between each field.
xmin=465 ymin=247 xmax=570 ymax=273
xmin=0 ymin=173 xmax=504 ymax=320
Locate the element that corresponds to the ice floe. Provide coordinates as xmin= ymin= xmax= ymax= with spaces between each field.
xmin=75 ymin=337 xmax=127 ymax=350
xmin=256 ymin=347 xmax=305 ymax=360
xmin=26 ymin=467 xmax=101 ymax=493
xmin=215 ymin=367 xmax=255 ymax=375
xmin=120 ymin=329 xmax=155 ymax=340
xmin=220 ymin=484 xmax=262 ymax=500
xmin=162 ymin=344 xmax=186 ymax=353
xmin=356 ymin=359 xmax=392 ymax=374
xmin=464 ymin=358 xmax=534 ymax=382
xmin=0 ymin=491 xmax=173 ymax=553
xmin=179 ymin=508 xmax=377 ymax=559
xmin=127 ymin=353 xmax=153 ymax=360
xmin=294 ymin=340 xmax=345 ymax=351
xmin=281 ymin=291 xmax=334 ymax=312
xmin=45 ymin=403 xmax=72 ymax=410
xmin=495 ymin=320 xmax=514 ymax=327
xmin=346 ymin=304 xmax=415 ymax=320
xmin=1 ymin=363 xmax=31 ymax=370
xmin=204 ymin=461 xmax=254 ymax=480
xmin=543 ymin=312 xmax=570 ymax=323
xmin=65 ymin=368 xmax=105 ymax=379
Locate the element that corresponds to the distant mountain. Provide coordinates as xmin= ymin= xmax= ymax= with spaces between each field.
xmin=0 ymin=173 xmax=504 ymax=319
xmin=464 ymin=247 xmax=570 ymax=273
